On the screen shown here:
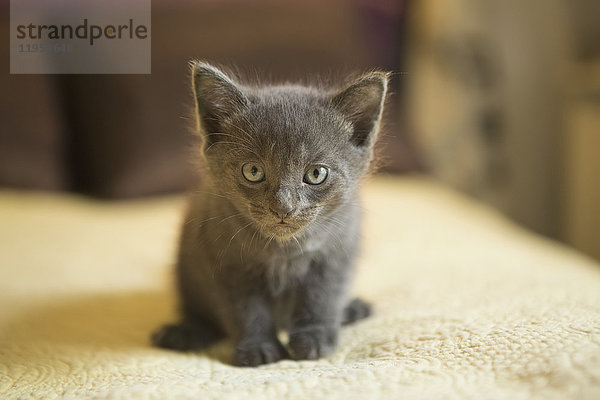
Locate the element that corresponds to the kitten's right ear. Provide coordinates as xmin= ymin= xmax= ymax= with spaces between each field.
xmin=330 ymin=71 xmax=389 ymax=148
xmin=191 ymin=61 xmax=248 ymax=137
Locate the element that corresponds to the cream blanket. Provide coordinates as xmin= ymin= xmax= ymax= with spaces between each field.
xmin=1 ymin=176 xmax=599 ymax=399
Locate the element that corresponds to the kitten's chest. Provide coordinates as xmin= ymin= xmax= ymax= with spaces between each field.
xmin=262 ymin=247 xmax=311 ymax=294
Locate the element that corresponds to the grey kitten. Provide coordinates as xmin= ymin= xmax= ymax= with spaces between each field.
xmin=152 ymin=62 xmax=388 ymax=366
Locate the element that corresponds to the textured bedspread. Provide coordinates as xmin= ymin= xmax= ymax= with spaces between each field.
xmin=1 ymin=176 xmax=599 ymax=399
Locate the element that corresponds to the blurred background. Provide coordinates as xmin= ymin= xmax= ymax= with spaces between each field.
xmin=1 ymin=0 xmax=598 ymax=260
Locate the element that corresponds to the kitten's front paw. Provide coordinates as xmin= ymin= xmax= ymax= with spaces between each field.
xmin=234 ymin=338 xmax=287 ymax=367
xmin=151 ymin=322 xmax=220 ymax=351
xmin=288 ymin=325 xmax=338 ymax=360
xmin=152 ymin=323 xmax=198 ymax=350
xmin=342 ymin=298 xmax=372 ymax=325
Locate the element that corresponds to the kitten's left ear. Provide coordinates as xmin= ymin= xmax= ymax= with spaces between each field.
xmin=330 ymin=72 xmax=389 ymax=148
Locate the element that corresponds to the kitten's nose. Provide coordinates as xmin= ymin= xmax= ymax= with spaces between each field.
xmin=270 ymin=205 xmax=294 ymax=220
xmin=272 ymin=187 xmax=296 ymax=220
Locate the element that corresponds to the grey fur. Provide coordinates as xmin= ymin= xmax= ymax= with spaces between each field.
xmin=152 ymin=62 xmax=388 ymax=366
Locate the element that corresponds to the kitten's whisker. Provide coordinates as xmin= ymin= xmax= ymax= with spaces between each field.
xmin=263 ymin=235 xmax=275 ymax=251
xmin=217 ymin=220 xmax=251 ymax=270
xmin=184 ymin=214 xmax=221 ymax=227
xmin=237 ymin=114 xmax=260 ymax=137
xmin=204 ymin=129 xmax=260 ymax=158
xmin=217 ymin=213 xmax=243 ymax=225
xmin=240 ymin=239 xmax=245 ymax=264
xmin=206 ymin=132 xmax=255 ymax=149
xmin=321 ymin=216 xmax=348 ymax=231
xmin=314 ymin=220 xmax=345 ymax=252
xmin=229 ymin=222 xmax=253 ymax=249
xmin=212 ymin=231 xmax=225 ymax=244
xmin=292 ymin=235 xmax=303 ymax=255
xmin=205 ymin=141 xmax=260 ymax=158
xmin=191 ymin=190 xmax=230 ymax=200
xmin=226 ymin=121 xmax=258 ymax=147
xmin=249 ymin=229 xmax=259 ymax=251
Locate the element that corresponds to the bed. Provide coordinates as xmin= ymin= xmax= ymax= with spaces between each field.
xmin=1 ymin=176 xmax=599 ymax=399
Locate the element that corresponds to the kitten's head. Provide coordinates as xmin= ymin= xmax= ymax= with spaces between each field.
xmin=191 ymin=62 xmax=388 ymax=241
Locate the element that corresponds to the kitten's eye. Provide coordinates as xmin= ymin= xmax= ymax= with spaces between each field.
xmin=242 ymin=162 xmax=266 ymax=183
xmin=303 ymin=165 xmax=329 ymax=185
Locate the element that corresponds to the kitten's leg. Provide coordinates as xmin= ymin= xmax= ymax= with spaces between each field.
xmin=151 ymin=317 xmax=222 ymax=351
xmin=287 ymin=262 xmax=347 ymax=360
xmin=230 ymin=296 xmax=287 ymax=366
xmin=342 ymin=298 xmax=372 ymax=325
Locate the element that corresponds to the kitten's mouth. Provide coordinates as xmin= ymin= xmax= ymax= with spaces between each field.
xmin=267 ymin=220 xmax=302 ymax=240
xmin=272 ymin=222 xmax=296 ymax=231
xmin=247 ymin=210 xmax=307 ymax=241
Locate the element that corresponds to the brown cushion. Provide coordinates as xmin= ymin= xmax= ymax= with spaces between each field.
xmin=0 ymin=7 xmax=68 ymax=191
xmin=61 ymin=72 xmax=195 ymax=198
